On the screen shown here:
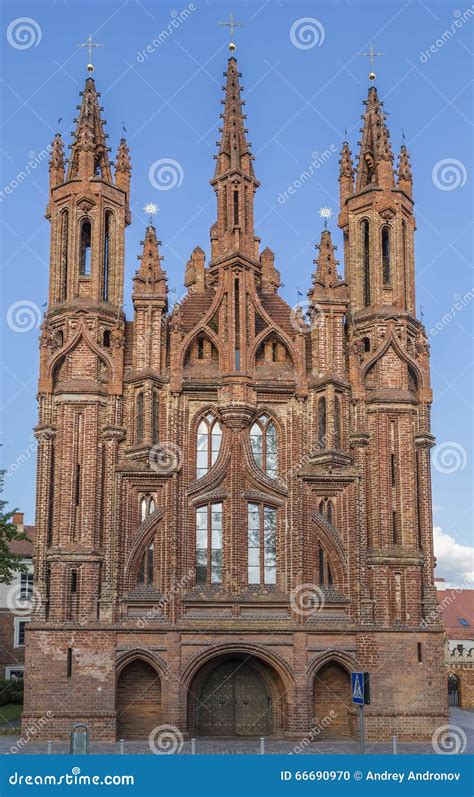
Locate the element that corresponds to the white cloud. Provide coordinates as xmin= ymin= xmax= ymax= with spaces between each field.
xmin=434 ymin=526 xmax=474 ymax=586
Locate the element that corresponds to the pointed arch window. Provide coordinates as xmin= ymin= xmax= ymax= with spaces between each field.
xmin=196 ymin=414 xmax=222 ymax=478
xmin=382 ymin=226 xmax=391 ymax=285
xmin=361 ymin=219 xmax=370 ymax=306
xmin=140 ymin=496 xmax=156 ymax=522
xmin=317 ymin=397 xmax=326 ymax=449
xmin=250 ymin=415 xmax=277 ymax=478
xmin=103 ymin=211 xmax=113 ymax=301
xmin=135 ymin=391 xmax=144 ymax=444
xmin=59 ymin=210 xmax=68 ymax=301
xmin=152 ymin=391 xmax=160 ymax=444
xmin=318 ymin=545 xmax=333 ymax=586
xmin=79 ymin=219 xmax=92 ymax=276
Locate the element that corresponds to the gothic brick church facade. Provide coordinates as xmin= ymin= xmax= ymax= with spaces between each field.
xmin=23 ymin=52 xmax=447 ymax=742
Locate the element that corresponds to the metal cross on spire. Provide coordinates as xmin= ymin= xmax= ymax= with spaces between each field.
xmin=360 ymin=42 xmax=384 ymax=82
xmin=77 ymin=33 xmax=104 ymax=74
xmin=218 ymin=11 xmax=244 ymax=52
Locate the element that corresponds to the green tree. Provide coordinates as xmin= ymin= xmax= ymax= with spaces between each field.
xmin=0 ymin=469 xmax=27 ymax=584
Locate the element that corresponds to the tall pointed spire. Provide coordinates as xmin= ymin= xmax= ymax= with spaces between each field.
xmin=397 ymin=143 xmax=413 ymax=197
xmin=210 ymin=56 xmax=260 ymax=264
xmin=49 ymin=132 xmax=65 ymax=190
xmin=213 ymin=57 xmax=256 ymax=180
xmin=311 ymin=229 xmax=342 ymax=294
xmin=133 ymin=225 xmax=167 ymax=302
xmin=67 ymin=77 xmax=111 ymax=182
xmin=115 ymin=138 xmax=131 ymax=186
xmin=339 ymin=140 xmax=354 ymax=207
xmin=355 ymin=86 xmax=394 ymax=192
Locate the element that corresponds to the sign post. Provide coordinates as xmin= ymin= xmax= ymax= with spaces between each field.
xmin=351 ymin=671 xmax=370 ymax=755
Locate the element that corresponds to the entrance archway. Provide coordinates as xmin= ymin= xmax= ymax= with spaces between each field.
xmin=448 ymin=674 xmax=460 ymax=707
xmin=116 ymin=659 xmax=162 ymax=739
xmin=313 ymin=661 xmax=351 ymax=738
xmin=188 ymin=653 xmax=286 ymax=737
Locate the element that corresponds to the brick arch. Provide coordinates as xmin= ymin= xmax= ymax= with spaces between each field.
xmin=47 ymin=319 xmax=113 ymax=389
xmin=185 ymin=646 xmax=293 ymax=736
xmin=123 ymin=508 xmax=165 ymax=590
xmin=116 ymin=654 xmax=163 ymax=740
xmin=180 ymin=326 xmax=224 ymax=370
xmin=250 ymin=327 xmax=296 ymax=370
xmin=361 ymin=324 xmax=424 ymax=389
xmin=309 ymin=513 xmax=348 ymax=591
xmin=310 ymin=653 xmax=355 ymax=739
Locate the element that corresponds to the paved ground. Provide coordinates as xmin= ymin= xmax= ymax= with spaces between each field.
xmin=0 ymin=709 xmax=472 ymax=755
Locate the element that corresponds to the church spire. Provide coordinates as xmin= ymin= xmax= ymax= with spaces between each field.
xmin=133 ymin=224 xmax=167 ymax=303
xmin=397 ymin=143 xmax=413 ymax=197
xmin=49 ymin=132 xmax=65 ymax=190
xmin=210 ymin=56 xmax=260 ymax=265
xmin=310 ymin=229 xmax=342 ymax=295
xmin=67 ymin=76 xmax=112 ymax=182
xmin=355 ymin=86 xmax=394 ymax=192
xmin=339 ymin=139 xmax=354 ymax=207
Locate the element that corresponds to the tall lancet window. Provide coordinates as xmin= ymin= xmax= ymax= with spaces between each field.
xmin=382 ymin=226 xmax=391 ymax=285
xmin=362 ymin=219 xmax=370 ymax=306
xmin=59 ymin=210 xmax=68 ymax=301
xmin=103 ymin=211 xmax=113 ymax=301
xmin=79 ymin=220 xmax=92 ymax=276
xmin=250 ymin=415 xmax=278 ymax=478
xmin=196 ymin=414 xmax=222 ymax=478
xmin=334 ymin=396 xmax=341 ymax=449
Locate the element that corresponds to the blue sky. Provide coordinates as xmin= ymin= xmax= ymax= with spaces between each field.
xmin=0 ymin=0 xmax=472 ymax=580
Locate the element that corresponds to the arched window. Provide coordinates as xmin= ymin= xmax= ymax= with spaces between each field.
xmin=382 ymin=226 xmax=391 ymax=285
xmin=59 ymin=210 xmax=68 ymax=301
xmin=135 ymin=391 xmax=144 ymax=444
xmin=327 ymin=501 xmax=333 ymax=525
xmin=152 ymin=392 xmax=160 ymax=444
xmin=250 ymin=415 xmax=277 ymax=478
xmin=79 ymin=220 xmax=91 ymax=276
xmin=196 ymin=414 xmax=222 ymax=478
xmin=317 ymin=397 xmax=326 ymax=448
xmin=318 ymin=500 xmax=325 ymax=516
xmin=103 ymin=330 xmax=111 ymax=348
xmin=334 ymin=396 xmax=341 ymax=449
xmin=318 ymin=545 xmax=333 ymax=586
xmin=362 ymin=220 xmax=370 ymax=306
xmin=363 ymin=337 xmax=371 ymax=352
xmin=140 ymin=498 xmax=148 ymax=522
xmin=103 ymin=211 xmax=113 ymax=301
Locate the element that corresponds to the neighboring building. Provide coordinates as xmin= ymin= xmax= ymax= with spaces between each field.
xmin=437 ymin=579 xmax=474 ymax=709
xmin=0 ymin=513 xmax=34 ymax=680
xmin=23 ymin=50 xmax=447 ymax=742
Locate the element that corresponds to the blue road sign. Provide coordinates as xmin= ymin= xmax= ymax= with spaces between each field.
xmin=351 ymin=671 xmax=365 ymax=705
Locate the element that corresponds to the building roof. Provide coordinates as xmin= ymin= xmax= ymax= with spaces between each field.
xmin=437 ymin=586 xmax=474 ymax=637
xmin=9 ymin=525 xmax=34 ymax=557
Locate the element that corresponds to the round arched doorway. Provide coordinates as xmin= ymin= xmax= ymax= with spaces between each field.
xmin=313 ymin=661 xmax=351 ymax=738
xmin=188 ymin=653 xmax=286 ymax=737
xmin=116 ymin=658 xmax=162 ymax=739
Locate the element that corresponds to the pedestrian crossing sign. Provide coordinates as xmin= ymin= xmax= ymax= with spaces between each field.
xmin=351 ymin=671 xmax=365 ymax=705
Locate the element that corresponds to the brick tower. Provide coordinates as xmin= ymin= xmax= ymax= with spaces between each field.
xmin=23 ymin=56 xmax=446 ymax=743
